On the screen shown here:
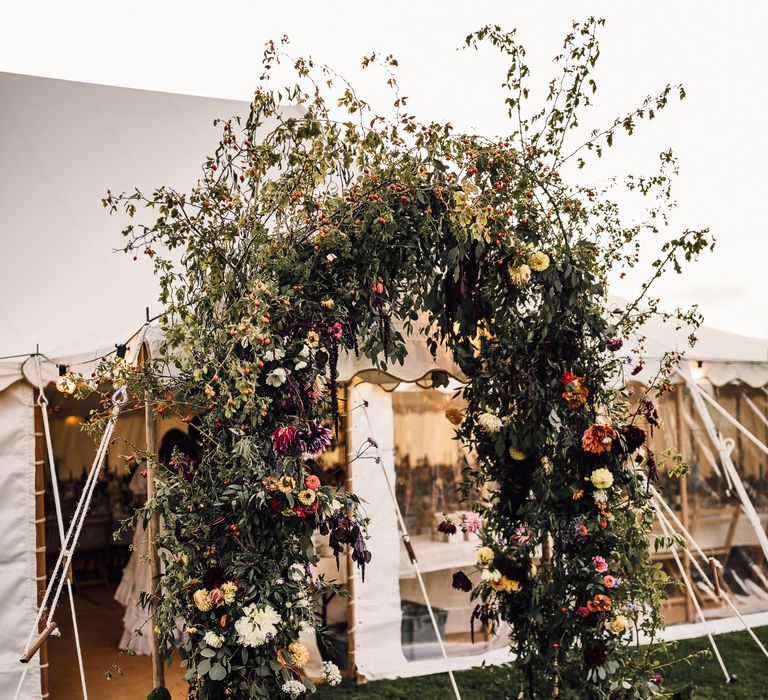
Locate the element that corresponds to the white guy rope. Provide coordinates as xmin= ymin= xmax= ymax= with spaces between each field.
xmin=676 ymin=368 xmax=768 ymax=563
xmin=652 ymin=498 xmax=729 ymax=681
xmin=695 ymin=384 xmax=768 ymax=460
xmin=744 ymin=394 xmax=768 ymax=432
xmin=14 ymin=386 xmax=126 ymax=700
xmin=650 ymin=488 xmax=768 ymax=662
xmin=34 ymin=356 xmax=88 ymax=699
xmin=356 ymin=390 xmax=462 ymax=700
xmin=681 ymin=406 xmax=721 ymax=478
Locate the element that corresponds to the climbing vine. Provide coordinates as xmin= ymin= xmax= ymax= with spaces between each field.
xmin=78 ymin=17 xmax=713 ymax=700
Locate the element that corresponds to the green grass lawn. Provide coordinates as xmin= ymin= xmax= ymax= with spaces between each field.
xmin=314 ymin=626 xmax=768 ymax=699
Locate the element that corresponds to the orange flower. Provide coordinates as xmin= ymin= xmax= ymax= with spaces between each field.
xmin=562 ymin=377 xmax=589 ymax=408
xmin=587 ymin=594 xmax=612 ymax=613
xmin=572 ymin=488 xmax=585 ymax=501
xmin=581 ymin=423 xmax=617 ymax=454
xmin=603 ymin=575 xmax=616 ymax=589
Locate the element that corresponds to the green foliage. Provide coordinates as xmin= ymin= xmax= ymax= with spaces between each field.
xmin=89 ymin=17 xmax=713 ymax=700
xmin=147 ymin=688 xmax=173 ymax=700
xmin=312 ymin=627 xmax=768 ymax=699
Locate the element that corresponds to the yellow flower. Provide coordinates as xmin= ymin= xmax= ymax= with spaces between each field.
xmin=509 ymin=448 xmax=525 ymax=461
xmin=508 ymin=264 xmax=531 ymax=286
xmin=608 ymin=615 xmax=629 ymax=634
xmin=298 ymin=489 xmax=317 ymax=505
xmin=490 ymin=577 xmax=522 ymax=593
xmin=306 ymin=331 xmax=320 ymax=348
xmin=445 ymin=407 xmax=464 ymax=426
xmin=476 ymin=546 xmax=495 ymax=567
xmin=320 ymin=298 xmax=335 ymax=309
xmin=278 ymin=476 xmax=296 ymax=493
xmin=221 ymin=581 xmax=238 ymax=605
xmin=529 ymin=251 xmax=550 ymax=272
xmin=263 ymin=476 xmax=279 ymax=492
xmin=288 ymin=641 xmax=310 ymax=668
xmin=590 ymin=468 xmax=614 ymax=490
xmin=193 ymin=589 xmax=213 ymax=612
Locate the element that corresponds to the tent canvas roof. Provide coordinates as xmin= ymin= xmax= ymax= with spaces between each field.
xmin=1 ymin=72 xmax=766 ymax=390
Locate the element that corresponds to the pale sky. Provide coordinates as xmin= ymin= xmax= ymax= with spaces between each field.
xmin=1 ymin=0 xmax=766 ymax=339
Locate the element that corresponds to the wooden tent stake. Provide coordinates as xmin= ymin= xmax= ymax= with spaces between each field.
xmin=20 ymin=622 xmax=58 ymax=664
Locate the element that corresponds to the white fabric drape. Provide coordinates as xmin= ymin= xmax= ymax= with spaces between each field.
xmin=0 ymin=380 xmax=41 ymax=698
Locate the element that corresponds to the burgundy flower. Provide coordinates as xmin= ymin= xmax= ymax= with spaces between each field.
xmin=651 ymin=672 xmax=663 ymax=687
xmin=607 ymin=337 xmax=623 ymax=351
xmin=271 ymin=426 xmax=299 ymax=455
xmin=631 ymin=362 xmax=644 ymax=376
xmin=615 ymin=424 xmax=646 ymax=454
xmin=452 ymin=571 xmax=473 ymax=592
xmin=437 ymin=520 xmax=457 ymax=535
xmin=584 ymin=644 xmax=607 ymax=669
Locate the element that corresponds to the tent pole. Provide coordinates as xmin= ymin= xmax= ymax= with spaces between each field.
xmin=34 ymin=405 xmax=50 ymax=698
xmin=141 ymin=345 xmax=165 ymax=691
xmin=675 ymin=387 xmax=695 ymax=623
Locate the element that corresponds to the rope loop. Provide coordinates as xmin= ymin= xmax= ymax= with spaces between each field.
xmin=112 ymin=385 xmax=128 ymax=406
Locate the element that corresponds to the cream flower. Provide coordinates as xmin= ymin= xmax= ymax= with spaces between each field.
xmin=266 ymin=367 xmax=287 ymax=387
xmin=221 ymin=581 xmax=238 ymax=605
xmin=287 ymin=641 xmax=310 ymax=668
xmin=508 ymin=264 xmax=531 ymax=286
xmin=590 ymin=468 xmax=614 ymax=490
xmin=263 ymin=348 xmax=285 ymax=362
xmin=608 ymin=615 xmax=629 ymax=634
xmin=204 ymin=631 xmax=224 ymax=648
xmin=477 ymin=412 xmax=503 ymax=434
xmin=320 ymin=298 xmax=335 ymax=309
xmin=481 ymin=568 xmax=502 ymax=582
xmin=294 ymin=344 xmax=311 ymax=371
xmin=193 ymin=589 xmax=213 ymax=612
xmin=322 ymin=660 xmax=342 ymax=686
xmin=235 ymin=604 xmax=281 ymax=648
xmin=476 ymin=546 xmax=495 ymax=567
xmin=529 ymin=251 xmax=550 ymax=272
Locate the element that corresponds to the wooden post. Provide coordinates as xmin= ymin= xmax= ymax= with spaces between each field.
xmin=34 ymin=404 xmax=51 ymax=697
xmin=675 ymin=387 xmax=695 ymax=623
xmin=141 ymin=344 xmax=165 ymax=691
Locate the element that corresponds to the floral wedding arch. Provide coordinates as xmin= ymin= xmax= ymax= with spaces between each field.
xmin=75 ymin=18 xmax=712 ymax=700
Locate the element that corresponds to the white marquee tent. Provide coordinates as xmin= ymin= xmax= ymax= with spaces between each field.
xmin=2 ymin=72 xmax=768 ymax=698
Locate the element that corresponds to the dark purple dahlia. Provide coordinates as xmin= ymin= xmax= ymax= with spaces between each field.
xmin=437 ymin=520 xmax=457 ymax=535
xmin=452 ymin=571 xmax=473 ymax=592
xmin=614 ymin=424 xmax=646 ymax=454
xmin=297 ymin=421 xmax=333 ymax=456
